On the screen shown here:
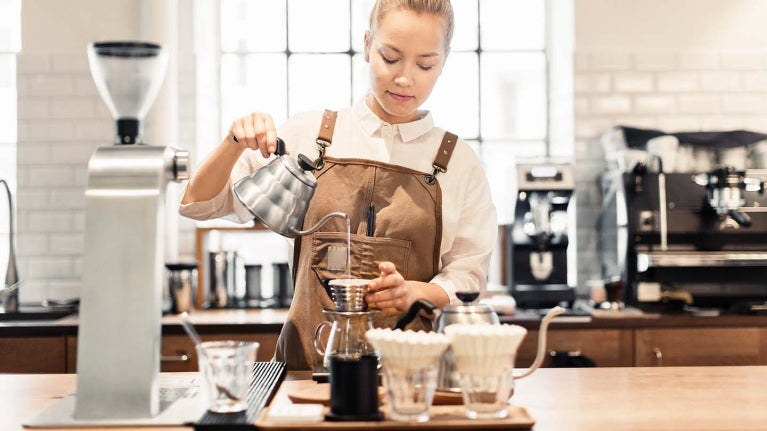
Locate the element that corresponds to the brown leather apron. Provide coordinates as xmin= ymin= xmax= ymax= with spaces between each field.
xmin=274 ymin=110 xmax=458 ymax=370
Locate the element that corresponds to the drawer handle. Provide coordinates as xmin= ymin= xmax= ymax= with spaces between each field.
xmin=161 ymin=352 xmax=190 ymax=363
xmin=652 ymin=347 xmax=663 ymax=367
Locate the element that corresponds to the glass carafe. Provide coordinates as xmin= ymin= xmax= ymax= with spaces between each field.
xmin=314 ymin=309 xmax=379 ymax=370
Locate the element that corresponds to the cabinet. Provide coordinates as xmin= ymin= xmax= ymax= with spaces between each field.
xmin=635 ymin=327 xmax=767 ymax=366
xmin=517 ymin=329 xmax=634 ymax=368
xmin=65 ymin=333 xmax=280 ymax=373
xmin=0 ymin=336 xmax=67 ymax=373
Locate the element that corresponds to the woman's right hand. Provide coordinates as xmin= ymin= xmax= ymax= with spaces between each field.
xmin=228 ymin=112 xmax=278 ymax=158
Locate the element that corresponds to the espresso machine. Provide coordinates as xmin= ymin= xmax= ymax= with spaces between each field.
xmin=509 ymin=161 xmax=575 ymax=309
xmin=27 ymin=42 xmax=193 ymax=426
xmin=598 ymin=126 xmax=767 ymax=313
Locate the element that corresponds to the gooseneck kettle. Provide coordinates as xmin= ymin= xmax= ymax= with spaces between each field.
xmin=233 ymin=137 xmax=346 ymax=238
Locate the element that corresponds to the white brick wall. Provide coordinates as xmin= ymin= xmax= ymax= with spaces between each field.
xmin=15 ymin=51 xmax=196 ymax=302
xmin=574 ymin=48 xmax=767 ymax=289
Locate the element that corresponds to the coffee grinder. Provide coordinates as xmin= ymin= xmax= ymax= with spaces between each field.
xmin=509 ymin=161 xmax=576 ymax=309
xmin=27 ymin=42 xmax=191 ymax=426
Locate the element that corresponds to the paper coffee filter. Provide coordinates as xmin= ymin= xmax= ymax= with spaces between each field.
xmin=365 ymin=328 xmax=450 ymax=370
xmin=444 ymin=323 xmax=527 ymax=376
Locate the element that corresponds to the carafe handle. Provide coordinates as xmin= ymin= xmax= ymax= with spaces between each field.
xmin=314 ymin=320 xmax=332 ymax=356
xmin=513 ymin=305 xmax=565 ymax=379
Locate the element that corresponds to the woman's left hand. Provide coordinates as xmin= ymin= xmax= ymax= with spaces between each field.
xmin=365 ymin=261 xmax=417 ymax=312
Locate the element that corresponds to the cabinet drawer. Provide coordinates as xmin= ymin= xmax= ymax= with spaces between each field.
xmin=517 ymin=329 xmax=633 ymax=368
xmin=160 ymin=333 xmax=279 ymax=372
xmin=0 ymin=336 xmax=66 ymax=373
xmin=635 ymin=327 xmax=767 ymax=367
xmin=66 ymin=332 xmax=280 ymax=373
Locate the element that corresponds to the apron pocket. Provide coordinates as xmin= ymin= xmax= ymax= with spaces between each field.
xmin=310 ymin=232 xmax=412 ymax=285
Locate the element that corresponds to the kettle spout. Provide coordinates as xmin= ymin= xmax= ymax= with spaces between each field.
xmin=513 ymin=305 xmax=566 ymax=379
xmin=291 ymin=212 xmax=348 ymax=237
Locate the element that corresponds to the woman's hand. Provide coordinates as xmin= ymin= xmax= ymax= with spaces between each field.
xmin=365 ymin=261 xmax=418 ymax=312
xmin=228 ymin=112 xmax=278 ymax=158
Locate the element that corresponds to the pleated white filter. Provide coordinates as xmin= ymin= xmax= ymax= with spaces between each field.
xmin=443 ymin=323 xmax=528 ymax=376
xmin=365 ymin=328 xmax=450 ymax=370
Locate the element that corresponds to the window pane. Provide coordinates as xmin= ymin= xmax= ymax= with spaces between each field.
xmin=289 ymin=0 xmax=350 ymax=52
xmin=0 ymin=0 xmax=20 ymax=52
xmin=351 ymin=0 xmax=376 ymax=52
xmin=288 ymin=54 xmax=351 ymax=115
xmin=423 ymin=52 xmax=479 ymax=139
xmin=0 ymin=88 xmax=16 ymax=143
xmin=481 ymin=140 xmax=546 ymax=223
xmin=220 ymin=54 xmax=288 ymax=132
xmin=480 ymin=0 xmax=545 ymax=51
xmin=221 ymin=0 xmax=286 ymax=52
xmin=481 ymin=52 xmax=546 ymax=140
xmin=352 ymin=53 xmax=368 ymax=101
xmin=451 ymin=0 xmax=478 ymax=51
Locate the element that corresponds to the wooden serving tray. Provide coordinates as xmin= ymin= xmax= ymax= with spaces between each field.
xmin=255 ymin=404 xmax=535 ymax=430
xmin=287 ymin=383 xmax=459 ymax=406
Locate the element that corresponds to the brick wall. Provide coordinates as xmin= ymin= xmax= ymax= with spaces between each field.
xmin=573 ymin=48 xmax=767 ymax=290
xmin=14 ymin=50 xmax=196 ymax=302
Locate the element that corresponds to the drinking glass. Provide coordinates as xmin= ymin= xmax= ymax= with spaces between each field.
xmin=457 ymin=356 xmax=515 ymax=419
xmin=382 ymin=357 xmax=440 ymax=422
xmin=196 ymin=340 xmax=259 ymax=413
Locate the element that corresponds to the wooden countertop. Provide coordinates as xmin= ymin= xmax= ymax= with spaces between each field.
xmin=6 ymin=366 xmax=767 ymax=430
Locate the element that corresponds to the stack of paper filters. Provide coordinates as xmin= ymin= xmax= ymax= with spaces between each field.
xmin=443 ymin=323 xmax=528 ymax=376
xmin=365 ymin=328 xmax=450 ymax=369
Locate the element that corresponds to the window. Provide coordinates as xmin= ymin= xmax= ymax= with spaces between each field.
xmin=0 ymin=0 xmax=19 ymax=283
xmin=0 ymin=0 xmax=19 ymax=187
xmin=196 ymin=0 xmax=573 ymax=223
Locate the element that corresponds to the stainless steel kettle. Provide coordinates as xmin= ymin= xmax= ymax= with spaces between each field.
xmin=233 ymin=137 xmax=346 ymax=238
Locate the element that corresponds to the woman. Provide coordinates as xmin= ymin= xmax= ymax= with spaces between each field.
xmin=180 ymin=0 xmax=497 ymax=371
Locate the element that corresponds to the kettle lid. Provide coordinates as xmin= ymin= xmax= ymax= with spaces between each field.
xmin=280 ymin=154 xmax=318 ymax=186
xmin=441 ymin=291 xmax=498 ymax=318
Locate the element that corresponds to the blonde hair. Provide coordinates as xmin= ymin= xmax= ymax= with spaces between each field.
xmin=369 ymin=0 xmax=454 ymax=51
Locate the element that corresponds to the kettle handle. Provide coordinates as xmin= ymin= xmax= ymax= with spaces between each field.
xmin=394 ymin=299 xmax=438 ymax=330
xmin=513 ymin=305 xmax=566 ymax=379
xmin=230 ymin=135 xmax=286 ymax=156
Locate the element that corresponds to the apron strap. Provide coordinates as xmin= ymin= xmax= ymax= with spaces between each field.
xmin=425 ymin=131 xmax=458 ymax=185
xmin=315 ymin=108 xmax=459 ymax=183
xmin=315 ymin=109 xmax=338 ymax=169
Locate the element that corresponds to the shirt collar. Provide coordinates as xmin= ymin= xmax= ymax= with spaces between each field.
xmin=353 ymin=96 xmax=434 ymax=143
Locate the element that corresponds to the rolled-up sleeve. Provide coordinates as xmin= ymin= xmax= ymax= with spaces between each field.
xmin=178 ymin=151 xmax=260 ymax=223
xmin=429 ymin=156 xmax=498 ymax=305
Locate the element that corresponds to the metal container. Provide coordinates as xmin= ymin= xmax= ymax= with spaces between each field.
xmin=164 ymin=263 xmax=197 ymax=314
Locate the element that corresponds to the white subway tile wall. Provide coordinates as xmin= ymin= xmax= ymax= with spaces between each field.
xmin=574 ymin=48 xmax=767 ymax=289
xmin=15 ymin=51 xmax=197 ymax=302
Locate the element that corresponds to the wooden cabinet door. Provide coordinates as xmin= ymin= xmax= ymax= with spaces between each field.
xmin=635 ymin=327 xmax=767 ymax=367
xmin=161 ymin=333 xmax=279 ymax=372
xmin=66 ymin=332 xmax=280 ymax=373
xmin=516 ymin=329 xmax=634 ymax=368
xmin=0 ymin=336 xmax=66 ymax=373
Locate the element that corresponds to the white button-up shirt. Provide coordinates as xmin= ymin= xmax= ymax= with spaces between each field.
xmin=180 ymin=99 xmax=498 ymax=304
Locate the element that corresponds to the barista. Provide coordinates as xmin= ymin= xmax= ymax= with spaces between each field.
xmin=179 ymin=0 xmax=497 ymax=370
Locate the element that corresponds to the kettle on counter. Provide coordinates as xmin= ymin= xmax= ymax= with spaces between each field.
xmin=395 ymin=292 xmax=564 ymax=392
xmin=233 ymin=137 xmax=346 ymax=238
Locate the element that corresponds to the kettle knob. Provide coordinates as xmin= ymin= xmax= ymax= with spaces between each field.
xmin=456 ymin=291 xmax=480 ymax=304
xmin=297 ymin=154 xmax=318 ymax=171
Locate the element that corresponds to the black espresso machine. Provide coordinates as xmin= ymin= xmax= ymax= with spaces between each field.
xmin=509 ymin=161 xmax=575 ymax=308
xmin=598 ymin=126 xmax=767 ymax=313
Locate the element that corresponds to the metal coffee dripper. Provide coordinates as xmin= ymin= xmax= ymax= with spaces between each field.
xmin=314 ymin=279 xmax=379 ymax=370
xmin=233 ymin=138 xmax=346 ymax=238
